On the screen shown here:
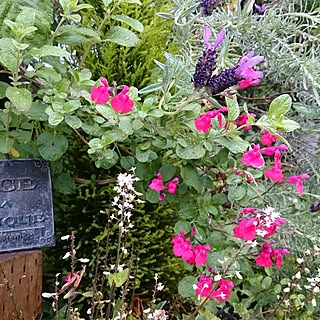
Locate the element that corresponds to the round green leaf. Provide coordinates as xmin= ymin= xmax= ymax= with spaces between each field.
xmin=178 ymin=276 xmax=196 ymax=298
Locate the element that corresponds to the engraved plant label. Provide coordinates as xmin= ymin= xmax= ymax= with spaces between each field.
xmin=0 ymin=160 xmax=55 ymax=252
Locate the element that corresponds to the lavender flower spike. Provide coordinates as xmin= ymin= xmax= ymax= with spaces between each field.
xmin=201 ymin=0 xmax=223 ymax=16
xmin=207 ymin=51 xmax=264 ymax=95
xmin=193 ymin=27 xmax=226 ymax=88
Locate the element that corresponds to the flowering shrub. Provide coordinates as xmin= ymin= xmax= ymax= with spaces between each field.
xmin=0 ymin=0 xmax=319 ymax=319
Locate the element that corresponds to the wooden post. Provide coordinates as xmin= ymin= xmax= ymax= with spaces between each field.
xmin=0 ymin=251 xmax=42 ymax=320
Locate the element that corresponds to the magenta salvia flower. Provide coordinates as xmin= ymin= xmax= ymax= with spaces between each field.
xmin=207 ymin=51 xmax=264 ymax=95
xmin=242 ymin=144 xmax=265 ymax=168
xmin=193 ymin=27 xmax=226 ymax=88
xmin=91 ymin=78 xmax=110 ymax=104
xmin=195 ymin=114 xmax=212 ymax=132
xmin=166 ymin=177 xmax=179 ymax=194
xmin=256 ymin=242 xmax=289 ymax=269
xmin=149 ymin=173 xmax=163 ymax=192
xmin=261 ymin=130 xmax=278 ymax=146
xmin=111 ymin=86 xmax=134 ymax=113
xmin=287 ymin=173 xmax=309 ymax=194
xmin=201 ymin=0 xmax=223 ymax=16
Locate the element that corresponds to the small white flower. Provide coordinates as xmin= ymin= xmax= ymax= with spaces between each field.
xmin=62 ymin=252 xmax=71 ymax=259
xmin=214 ymin=274 xmax=222 ymax=281
xmin=296 ymin=257 xmax=304 ymax=264
xmin=283 ymin=287 xmax=290 ymax=293
xmin=87 ymin=308 xmax=92 ymax=315
xmin=293 ymin=271 xmax=301 ymax=279
xmin=156 ymin=283 xmax=164 ymax=291
xmin=42 ymin=292 xmax=57 ymax=298
xmin=78 ymin=258 xmax=90 ymax=263
xmin=192 ymin=284 xmax=198 ymax=290
xmin=61 ymin=235 xmax=70 ymax=240
xmin=235 ymin=271 xmax=243 ymax=280
xmin=312 ymin=298 xmax=317 ymax=307
xmin=154 ymin=273 xmax=158 ymax=281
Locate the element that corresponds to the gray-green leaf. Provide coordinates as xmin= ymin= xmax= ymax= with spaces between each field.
xmin=104 ymin=26 xmax=140 ymax=47
xmin=6 ymin=86 xmax=32 ymax=112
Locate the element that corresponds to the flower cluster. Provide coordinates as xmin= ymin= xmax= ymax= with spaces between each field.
xmin=233 ymin=206 xmax=286 ymax=241
xmin=233 ymin=207 xmax=289 ymax=269
xmin=256 ymin=242 xmax=290 ymax=268
xmin=241 ymin=130 xmax=310 ymax=194
xmin=193 ymin=275 xmax=234 ymax=302
xmin=111 ymin=170 xmax=140 ymax=233
xmin=172 ymin=230 xmax=211 ymax=266
xmin=91 ymin=78 xmax=134 ymax=113
xmin=193 ymin=27 xmax=264 ymax=95
xmin=195 ymin=107 xmax=228 ymax=132
xmin=200 ymin=0 xmax=222 ymax=16
xmin=149 ymin=172 xmax=179 ymax=201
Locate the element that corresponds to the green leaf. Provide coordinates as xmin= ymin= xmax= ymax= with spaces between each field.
xmin=215 ymin=136 xmax=249 ymax=154
xmin=228 ymin=186 xmax=247 ymax=202
xmin=181 ymin=165 xmax=202 ymax=191
xmin=159 ymin=164 xmax=176 ymax=181
xmin=261 ymin=276 xmax=272 ymax=290
xmin=275 ymin=117 xmax=300 ymax=132
xmin=65 ymin=115 xmax=82 ymax=129
xmin=268 ymin=94 xmax=292 ymax=119
xmin=0 ymin=133 xmax=14 ymax=153
xmin=6 ymin=87 xmax=32 ymax=112
xmin=135 ymin=147 xmax=157 ymax=162
xmin=178 ymin=276 xmax=196 ymax=298
xmin=113 ymin=268 xmax=129 ymax=287
xmin=120 ymin=156 xmax=135 ymax=171
xmin=176 ymin=143 xmax=206 ymax=160
xmin=226 ymin=96 xmax=240 ymax=122
xmin=104 ymin=26 xmax=140 ymax=47
xmin=55 ymin=25 xmax=99 ymax=45
xmin=111 ymin=15 xmax=144 ymax=32
xmin=102 ymin=0 xmax=112 ymax=6
xmin=37 ymin=132 xmax=68 ymax=161
xmin=29 ymin=45 xmax=70 ymax=58
xmin=0 ymin=81 xmax=9 ymax=99
xmin=48 ymin=112 xmax=64 ymax=126
xmin=0 ymin=38 xmax=18 ymax=73
xmin=174 ymin=220 xmax=191 ymax=234
xmin=146 ymin=189 xmax=160 ymax=203
xmin=119 ymin=117 xmax=133 ymax=135
xmin=63 ymin=100 xmax=81 ymax=113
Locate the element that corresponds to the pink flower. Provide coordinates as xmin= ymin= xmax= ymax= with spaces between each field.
xmin=233 ymin=219 xmax=257 ymax=241
xmin=191 ymin=228 xmax=196 ymax=237
xmin=262 ymin=144 xmax=288 ymax=156
xmin=264 ymin=167 xmax=284 ymax=182
xmin=242 ymin=207 xmax=256 ymax=215
xmin=149 ymin=173 xmax=163 ymax=192
xmin=111 ymin=86 xmax=134 ymax=113
xmin=193 ymin=244 xmax=211 ymax=266
xmin=172 ymin=231 xmax=194 ymax=261
xmin=195 ymin=114 xmax=211 ymax=132
xmin=207 ymin=107 xmax=228 ymax=128
xmin=260 ymin=218 xmax=286 ymax=238
xmin=166 ymin=177 xmax=179 ymax=194
xmin=234 ymin=113 xmax=256 ymax=130
xmin=261 ymin=131 xmax=278 ymax=146
xmin=212 ymin=279 xmax=234 ymax=302
xmin=195 ymin=275 xmax=214 ymax=298
xmin=256 ymin=242 xmax=289 ymax=269
xmin=242 ymin=144 xmax=265 ymax=168
xmin=239 ymin=78 xmax=260 ymax=89
xmin=287 ymin=173 xmax=309 ymax=194
xmin=91 ymin=78 xmax=110 ymax=104
xmin=158 ymin=192 xmax=166 ymax=202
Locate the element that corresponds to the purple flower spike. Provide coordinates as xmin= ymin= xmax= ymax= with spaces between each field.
xmin=236 ymin=51 xmax=264 ymax=79
xmin=203 ymin=26 xmax=212 ymax=48
xmin=213 ymin=28 xmax=226 ymax=50
xmin=193 ymin=27 xmax=226 ymax=88
xmin=254 ymin=4 xmax=267 ymax=15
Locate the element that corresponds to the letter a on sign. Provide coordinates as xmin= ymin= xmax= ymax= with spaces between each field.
xmin=0 ymin=160 xmax=55 ymax=252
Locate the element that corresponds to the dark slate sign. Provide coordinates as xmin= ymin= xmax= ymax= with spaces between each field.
xmin=0 ymin=160 xmax=55 ymax=252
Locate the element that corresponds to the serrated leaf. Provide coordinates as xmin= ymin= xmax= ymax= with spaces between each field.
xmin=29 ymin=45 xmax=70 ymax=58
xmin=0 ymin=81 xmax=9 ymax=99
xmin=178 ymin=276 xmax=196 ymax=298
xmin=226 ymin=96 xmax=240 ymax=122
xmin=111 ymin=15 xmax=144 ymax=32
xmin=104 ymin=26 xmax=140 ymax=47
xmin=268 ymin=94 xmax=292 ymax=119
xmin=0 ymin=38 xmax=18 ymax=72
xmin=55 ymin=25 xmax=99 ymax=45
xmin=6 ymin=87 xmax=32 ymax=112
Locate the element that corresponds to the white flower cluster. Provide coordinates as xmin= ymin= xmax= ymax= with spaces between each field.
xmin=144 ymin=309 xmax=168 ymax=320
xmin=111 ymin=169 xmax=140 ymax=234
xmin=255 ymin=206 xmax=282 ymax=237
